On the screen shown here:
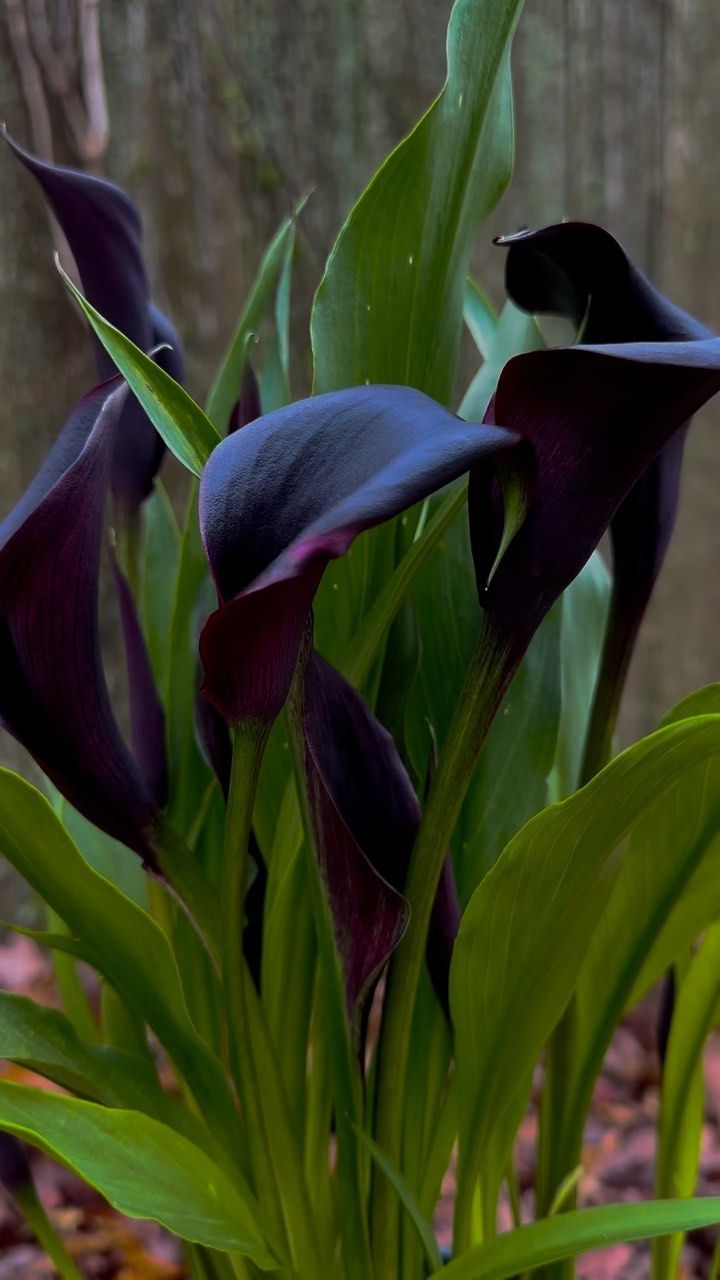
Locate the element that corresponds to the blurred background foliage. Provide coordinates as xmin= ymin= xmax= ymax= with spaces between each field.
xmin=0 ymin=0 xmax=718 ymax=829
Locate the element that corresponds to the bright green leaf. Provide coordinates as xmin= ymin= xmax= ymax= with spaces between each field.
xmin=206 ymin=208 xmax=302 ymax=430
xmin=0 ymin=770 xmax=235 ymax=1156
xmin=436 ymin=1200 xmax=720 ymax=1280
xmin=451 ymin=710 xmax=720 ymax=1241
xmin=57 ymin=259 xmax=220 ymax=475
xmin=0 ymin=1081 xmax=275 ymax=1266
xmin=312 ymin=0 xmax=525 ymax=402
xmin=464 ymin=277 xmax=498 ymax=360
xmin=541 ymin=685 xmax=720 ymax=1215
xmin=459 ymin=297 xmax=543 ymax=421
xmin=653 ymin=929 xmax=720 ymax=1280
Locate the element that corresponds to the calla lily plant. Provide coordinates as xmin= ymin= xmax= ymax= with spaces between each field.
xmin=2 ymin=4 xmax=720 ymax=1280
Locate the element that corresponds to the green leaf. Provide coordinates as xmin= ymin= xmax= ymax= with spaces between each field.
xmin=450 ymin=709 xmax=720 ymax=1242
xmin=51 ymin=790 xmax=148 ymax=907
xmin=435 ymin=1200 xmax=720 ymax=1280
xmin=259 ymin=217 xmax=296 ymax=412
xmin=653 ymin=929 xmax=720 ymax=1280
xmin=549 ymin=552 xmax=611 ymax=800
xmin=463 ymin=277 xmax=498 ymax=360
xmin=165 ymin=486 xmax=213 ymax=831
xmin=206 ymin=207 xmax=302 ymax=430
xmin=311 ymin=0 xmax=525 ymax=402
xmin=459 ymin=298 xmax=543 ymax=421
xmin=0 ymin=991 xmax=209 ymax=1149
xmin=403 ymin=506 xmax=561 ymax=900
xmin=341 ymin=480 xmax=469 ymax=689
xmin=350 ymin=1122 xmax=443 ymax=1274
xmin=541 ymin=685 xmax=720 ymax=1215
xmin=141 ymin=480 xmax=181 ymax=691
xmin=57 ymin=260 xmax=220 ymax=475
xmin=0 ymin=770 xmax=236 ymax=1156
xmin=0 ymin=1081 xmax=276 ymax=1266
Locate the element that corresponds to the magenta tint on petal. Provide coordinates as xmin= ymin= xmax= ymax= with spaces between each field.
xmin=113 ymin=558 xmax=168 ymax=808
xmin=301 ymin=653 xmax=411 ymax=1011
xmin=200 ymin=384 xmax=518 ymax=725
xmin=301 ymin=653 xmax=459 ymax=1014
xmin=200 ymin=571 xmax=321 ymax=726
xmin=472 ymin=337 xmax=720 ymax=673
xmin=0 ymin=382 xmax=159 ymax=861
xmin=6 ymin=132 xmax=183 ymax=509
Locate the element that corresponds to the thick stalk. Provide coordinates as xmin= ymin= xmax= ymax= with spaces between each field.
xmin=15 ymin=1180 xmax=84 ymax=1280
xmin=223 ymin=721 xmax=326 ymax=1279
xmin=371 ymin=621 xmax=512 ymax=1278
xmin=579 ymin=589 xmax=641 ymax=786
xmin=287 ymin=670 xmax=375 ymax=1280
xmin=153 ymin=815 xmax=223 ymax=967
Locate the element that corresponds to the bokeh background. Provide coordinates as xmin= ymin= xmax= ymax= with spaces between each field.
xmin=0 ymin=0 xmax=718 ymax=783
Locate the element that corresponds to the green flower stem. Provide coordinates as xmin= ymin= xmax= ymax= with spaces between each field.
xmin=287 ymin=668 xmax=375 ymax=1280
xmin=14 ymin=1180 xmax=84 ymax=1280
xmin=342 ymin=480 xmax=468 ymax=688
xmin=371 ymin=621 xmax=512 ymax=1278
xmin=579 ymin=594 xmax=639 ymax=786
xmin=46 ymin=907 xmax=97 ymax=1043
xmin=223 ymin=720 xmax=326 ymax=1280
xmin=114 ymin=501 xmax=144 ymax=600
xmin=153 ymin=816 xmax=222 ymax=967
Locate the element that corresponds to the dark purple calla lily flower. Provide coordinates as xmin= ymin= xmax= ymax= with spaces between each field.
xmin=199 ymin=384 xmax=519 ymax=728
xmin=5 ymin=130 xmax=183 ymax=511
xmin=113 ymin=557 xmax=168 ymax=809
xmin=470 ymin=334 xmax=720 ymax=726
xmin=0 ymin=378 xmax=160 ymax=863
xmin=300 ymin=653 xmax=459 ymax=1014
xmin=497 ymin=221 xmax=713 ymax=775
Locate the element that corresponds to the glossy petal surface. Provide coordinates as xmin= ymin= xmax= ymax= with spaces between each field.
xmin=301 ymin=653 xmax=459 ymax=1012
xmin=6 ymin=132 xmax=182 ymax=508
xmin=0 ymin=381 xmax=158 ymax=859
xmin=200 ymin=384 xmax=518 ymax=725
xmin=497 ymin=223 xmax=715 ymax=769
xmin=472 ymin=337 xmax=720 ymax=679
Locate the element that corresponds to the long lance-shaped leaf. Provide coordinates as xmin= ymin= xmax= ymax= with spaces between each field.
xmin=652 ymin=925 xmax=720 ymax=1280
xmin=539 ymin=685 xmax=720 ymax=1222
xmin=0 ymin=1082 xmax=276 ymax=1266
xmin=207 ymin=205 xmax=303 ymax=430
xmin=311 ymin=0 xmax=525 ymax=401
xmin=0 ymin=991 xmax=218 ymax=1157
xmin=0 ymin=769 xmax=236 ymax=1161
xmin=450 ymin=710 xmax=720 ymax=1247
xmin=434 ymin=1200 xmax=720 ymax=1280
xmin=58 ymin=260 xmax=220 ymax=476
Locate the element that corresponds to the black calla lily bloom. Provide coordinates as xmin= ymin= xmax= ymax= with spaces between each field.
xmin=470 ymin=332 xmax=720 ymax=735
xmin=0 ymin=378 xmax=161 ymax=863
xmin=198 ymin=384 xmax=510 ymax=1002
xmin=497 ymin=221 xmax=713 ymax=777
xmin=199 ymin=383 xmax=519 ymax=728
xmin=5 ymin=130 xmax=183 ymax=511
xmin=299 ymin=652 xmax=459 ymax=1013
